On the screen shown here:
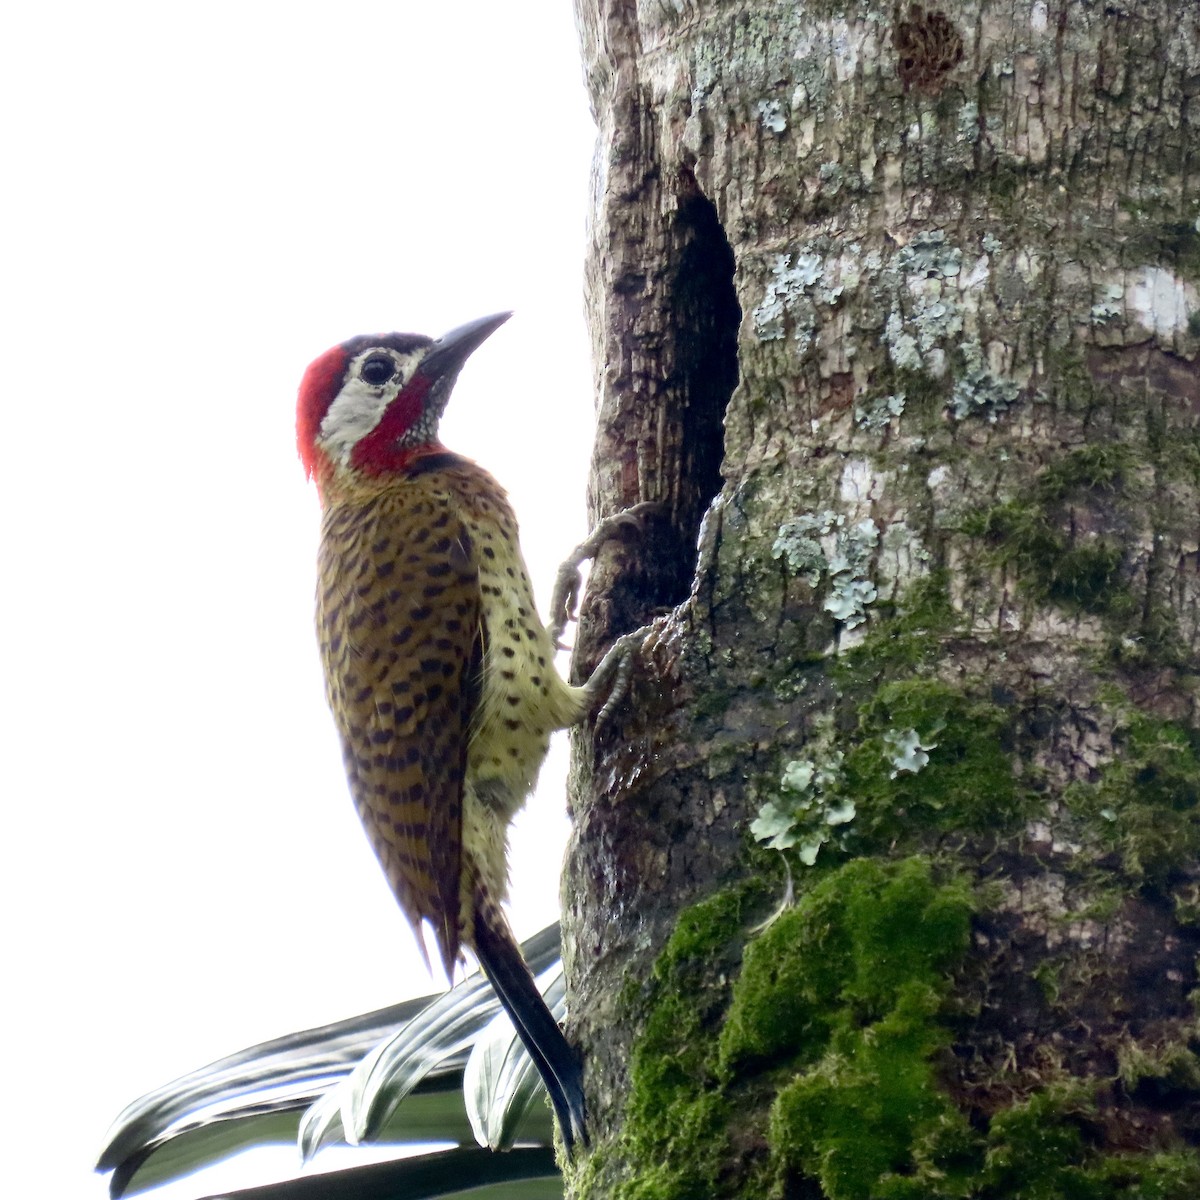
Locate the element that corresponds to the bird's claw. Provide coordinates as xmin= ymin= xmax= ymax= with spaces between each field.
xmin=547 ymin=501 xmax=664 ymax=648
xmin=584 ymin=628 xmax=649 ymax=730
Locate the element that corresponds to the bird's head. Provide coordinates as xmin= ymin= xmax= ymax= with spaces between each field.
xmin=296 ymin=311 xmax=511 ymax=485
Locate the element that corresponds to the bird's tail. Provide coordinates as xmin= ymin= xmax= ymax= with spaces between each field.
xmin=472 ymin=897 xmax=588 ymax=1158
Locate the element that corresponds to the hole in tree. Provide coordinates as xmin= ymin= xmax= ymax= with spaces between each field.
xmin=619 ymin=182 xmax=739 ymax=624
xmin=655 ymin=181 xmax=741 ymax=606
xmin=582 ymin=180 xmax=739 ymax=655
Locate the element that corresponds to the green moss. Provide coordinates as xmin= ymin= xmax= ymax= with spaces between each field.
xmin=1036 ymin=443 xmax=1134 ymax=502
xmin=1065 ymin=715 xmax=1200 ymax=887
xmin=1117 ymin=1039 xmax=1200 ymax=1100
xmin=735 ymin=858 xmax=974 ymax=1199
xmin=980 ymin=1088 xmax=1200 ymax=1199
xmin=891 ymin=366 xmax=953 ymax=426
xmin=719 ymin=858 xmax=972 ymax=1073
xmin=773 ymin=1075 xmax=1200 ymax=1200
xmin=979 ymin=1085 xmax=1100 ymax=1197
xmin=842 ymin=679 xmax=1025 ymax=845
xmin=602 ymin=862 xmax=974 ymax=1200
xmin=961 ymin=499 xmax=1134 ymax=617
xmin=608 ymin=884 xmax=757 ymax=1200
xmin=770 ymin=986 xmax=976 ymax=1200
xmin=598 ymin=854 xmax=1200 ymax=1199
xmin=841 ymin=570 xmax=961 ymax=674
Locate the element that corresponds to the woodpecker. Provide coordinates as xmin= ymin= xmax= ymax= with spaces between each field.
xmin=296 ymin=312 xmax=605 ymax=1156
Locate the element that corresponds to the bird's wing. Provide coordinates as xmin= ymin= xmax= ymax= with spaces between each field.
xmin=317 ymin=486 xmax=483 ymax=976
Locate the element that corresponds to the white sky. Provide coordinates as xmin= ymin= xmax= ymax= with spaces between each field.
xmin=2 ymin=3 xmax=596 ymax=1196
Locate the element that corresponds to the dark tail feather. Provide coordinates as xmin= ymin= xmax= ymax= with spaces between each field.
xmin=472 ymin=903 xmax=588 ymax=1158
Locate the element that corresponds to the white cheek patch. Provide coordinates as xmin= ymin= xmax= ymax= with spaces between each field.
xmin=317 ymin=348 xmax=423 ymax=468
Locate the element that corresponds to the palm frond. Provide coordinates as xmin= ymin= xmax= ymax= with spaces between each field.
xmin=97 ymin=924 xmax=564 ymax=1199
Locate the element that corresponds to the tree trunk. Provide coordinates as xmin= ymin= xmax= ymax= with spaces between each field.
xmin=563 ymin=1 xmax=1200 ymax=1197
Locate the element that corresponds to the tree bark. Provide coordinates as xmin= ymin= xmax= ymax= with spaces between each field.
xmin=563 ymin=1 xmax=1200 ymax=1197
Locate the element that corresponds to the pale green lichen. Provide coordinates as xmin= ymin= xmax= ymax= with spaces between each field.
xmin=895 ymin=230 xmax=962 ymax=279
xmin=751 ymin=758 xmax=853 ymax=865
xmin=824 ymin=517 xmax=879 ymax=628
xmin=772 ymin=509 xmax=839 ymax=585
xmin=1091 ymin=282 xmax=1125 ymax=325
xmin=774 ymin=512 xmax=892 ymax=629
xmin=854 ymin=391 xmax=906 ymax=432
xmin=825 ymin=576 xmax=878 ymax=626
xmin=752 ymin=242 xmax=854 ymax=345
xmin=883 ymin=726 xmax=941 ymax=778
xmin=751 ymin=716 xmax=852 ymax=865
xmin=756 ymin=98 xmax=786 ymax=133
xmin=947 ymin=341 xmax=1021 ymax=422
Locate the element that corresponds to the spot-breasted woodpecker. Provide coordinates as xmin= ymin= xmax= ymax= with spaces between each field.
xmin=296 ymin=312 xmax=603 ymax=1155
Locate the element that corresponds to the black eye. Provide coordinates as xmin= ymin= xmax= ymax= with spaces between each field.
xmin=360 ymin=354 xmax=395 ymax=385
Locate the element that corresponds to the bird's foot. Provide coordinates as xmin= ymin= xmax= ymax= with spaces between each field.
xmin=548 ymin=501 xmax=664 ymax=649
xmin=581 ymin=626 xmax=655 ymax=730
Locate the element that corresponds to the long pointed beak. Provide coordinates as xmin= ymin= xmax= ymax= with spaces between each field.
xmin=418 ymin=311 xmax=512 ymax=385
